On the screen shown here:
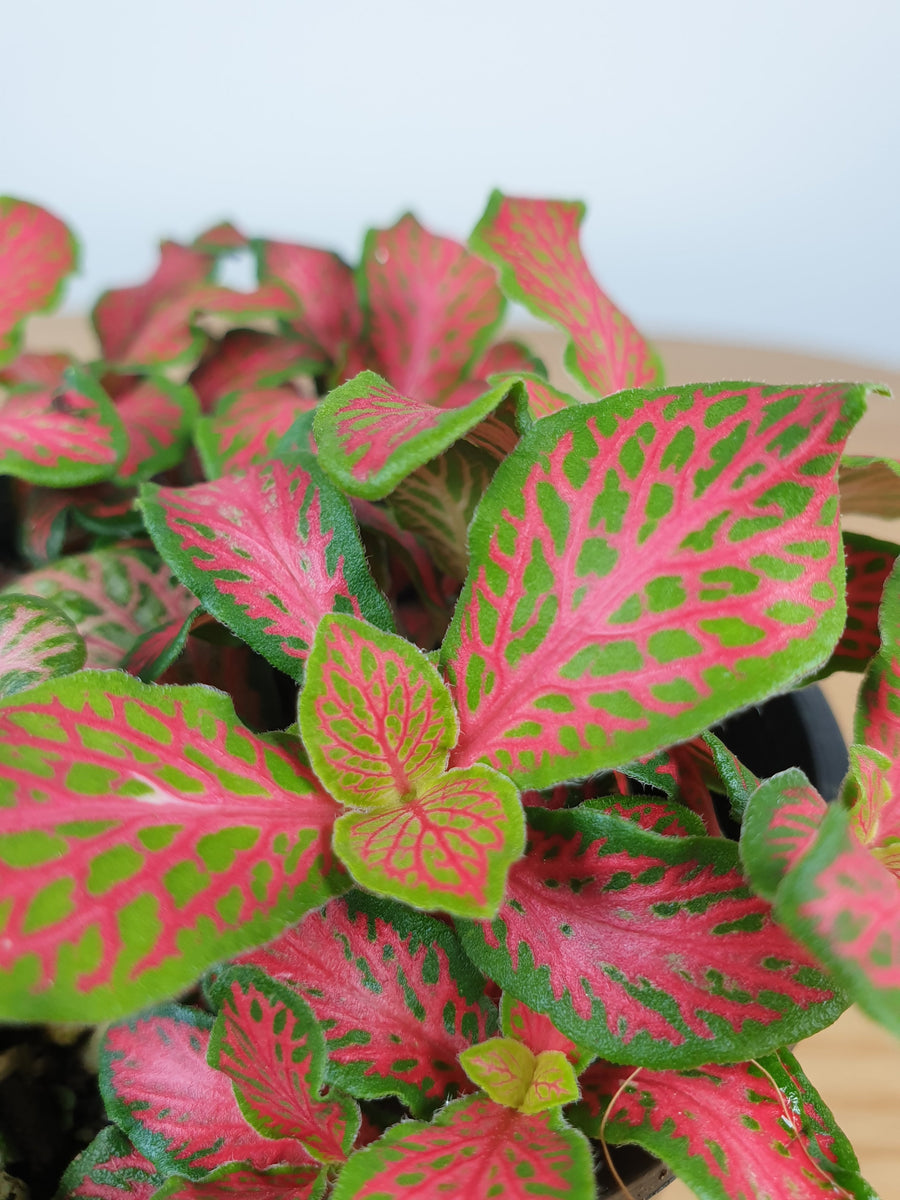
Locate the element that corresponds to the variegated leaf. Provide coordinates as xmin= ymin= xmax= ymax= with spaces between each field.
xmin=0 ymin=366 xmax=127 ymax=486
xmin=822 ymin=532 xmax=898 ymax=675
xmin=443 ymin=382 xmax=867 ymax=789
xmin=150 ymin=1164 xmax=326 ymax=1200
xmin=189 ymin=328 xmax=315 ymax=414
xmin=0 ymin=197 xmax=78 ymax=366
xmin=361 ymin=213 xmax=504 ymax=402
xmin=299 ymin=613 xmax=456 ymax=809
xmin=3 ymin=546 xmax=197 ymax=669
xmin=334 ymin=764 xmax=524 ymax=917
xmin=0 ymin=350 xmax=72 ymax=389
xmin=740 ymin=768 xmax=827 ymax=902
xmin=57 ymin=1127 xmax=162 ymax=1200
xmin=389 ymin=441 xmax=497 ymax=578
xmin=573 ymin=1048 xmax=876 ymax=1199
xmin=472 ymin=339 xmax=546 ymax=378
xmin=195 ymin=386 xmax=317 ymax=478
xmin=0 ymin=671 xmax=346 ymax=1021
xmin=314 ymin=370 xmax=522 ymax=500
xmin=703 ymin=731 xmax=760 ymax=822
xmin=114 ymin=376 xmax=199 ymax=483
xmin=585 ymin=794 xmax=705 ymax=839
xmin=470 ymin=192 xmax=661 ymax=397
xmin=330 ymin=1095 xmax=595 ymax=1200
xmin=257 ymin=239 xmax=362 ymax=365
xmin=101 ymin=1006 xmax=315 ymax=1178
xmin=208 ymin=966 xmax=359 ymax=1162
xmin=121 ymin=605 xmax=202 ymax=682
xmin=234 ymin=889 xmax=493 ymax=1116
xmin=0 ymin=592 xmax=85 ymax=697
xmin=624 ymin=739 xmax=724 ymax=836
xmin=457 ymin=806 xmax=844 ymax=1068
xmin=140 ymin=456 xmax=392 ymax=681
xmin=501 ymin=996 xmax=589 ymax=1070
xmin=193 ymin=220 xmax=248 ymax=251
xmin=839 ymin=454 xmax=900 ymax=519
xmin=459 ymin=1037 xmax=579 ymax=1114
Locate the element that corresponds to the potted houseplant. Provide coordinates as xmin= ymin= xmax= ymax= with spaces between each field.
xmin=0 ymin=191 xmax=896 ymax=1200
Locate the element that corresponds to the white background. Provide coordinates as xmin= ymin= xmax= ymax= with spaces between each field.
xmin=4 ymin=0 xmax=898 ymax=365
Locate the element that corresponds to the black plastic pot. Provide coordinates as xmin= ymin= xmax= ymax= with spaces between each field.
xmin=603 ymin=685 xmax=848 ymax=1199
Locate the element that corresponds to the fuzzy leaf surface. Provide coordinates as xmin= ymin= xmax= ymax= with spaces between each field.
xmin=56 ymin=1125 xmax=163 ymax=1200
xmin=150 ymin=1164 xmax=326 ymax=1200
xmin=140 ymin=456 xmax=392 ymax=681
xmin=470 ymin=192 xmax=660 ymax=396
xmin=233 ymin=889 xmax=493 ymax=1115
xmin=443 ymin=382 xmax=865 ymax=788
xmin=457 ymin=807 xmax=843 ymax=1068
xmin=334 ymin=764 xmax=524 ymax=917
xmin=102 ymin=1007 xmax=314 ymax=1178
xmin=189 ymin=329 xmax=313 ymax=413
xmin=195 ymin=386 xmax=316 ymax=477
xmin=3 ymin=546 xmax=197 ymax=669
xmin=740 ymin=768 xmax=826 ymax=902
xmin=314 ymin=370 xmax=520 ymax=500
xmin=459 ymin=1038 xmax=579 ymax=1114
xmin=0 ymin=197 xmax=77 ymax=365
xmin=0 ymin=671 xmax=345 ymax=1021
xmin=331 ymin=1094 xmax=594 ymax=1200
xmin=0 ymin=593 xmax=85 ymax=697
xmin=823 ymin=533 xmax=898 ymax=675
xmin=299 ymin=613 xmax=456 ymax=809
xmin=362 ymin=213 xmax=504 ymax=401
xmin=0 ymin=367 xmax=126 ymax=486
xmin=574 ymin=1048 xmax=875 ymax=1199
xmin=208 ymin=966 xmax=358 ymax=1162
xmin=114 ymin=376 xmax=200 ymax=483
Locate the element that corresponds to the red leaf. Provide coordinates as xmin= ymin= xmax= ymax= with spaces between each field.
xmin=259 ymin=239 xmax=362 ymax=364
xmin=0 ymin=197 xmax=78 ymax=366
xmin=189 ymin=329 xmax=314 ymax=414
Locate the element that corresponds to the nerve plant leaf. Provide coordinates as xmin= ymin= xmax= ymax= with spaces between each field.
xmin=821 ymin=532 xmax=899 ymax=676
xmin=189 ymin=328 xmax=315 ymax=414
xmin=234 ymin=889 xmax=494 ymax=1116
xmin=208 ymin=966 xmax=359 ymax=1163
xmin=0 ymin=196 xmax=78 ymax=366
xmin=740 ymin=768 xmax=828 ymax=902
xmin=361 ymin=212 xmax=505 ymax=402
xmin=3 ymin=546 xmax=197 ymax=669
xmin=0 ymin=671 xmax=345 ymax=1021
xmin=195 ymin=386 xmax=317 ymax=478
xmin=140 ymin=456 xmax=393 ymax=681
xmin=151 ymin=1164 xmax=327 ymax=1200
xmin=101 ymin=1006 xmax=316 ymax=1179
xmin=313 ymin=370 xmax=522 ymax=500
xmin=0 ymin=593 xmax=85 ymax=698
xmin=0 ymin=366 xmax=127 ymax=486
xmin=114 ymin=375 xmax=199 ymax=483
xmin=56 ymin=1124 xmax=163 ymax=1200
xmin=443 ymin=381 xmax=866 ymax=789
xmin=573 ymin=1048 xmax=876 ymax=1200
xmin=457 ymin=806 xmax=844 ymax=1069
xmin=459 ymin=1037 xmax=579 ymax=1114
xmin=470 ymin=192 xmax=661 ymax=397
xmin=330 ymin=1094 xmax=595 ymax=1200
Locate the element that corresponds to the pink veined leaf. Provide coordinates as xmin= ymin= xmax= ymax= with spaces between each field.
xmin=189 ymin=328 xmax=315 ymax=414
xmin=457 ymin=805 xmax=843 ymax=1068
xmin=258 ymin=239 xmax=363 ymax=366
xmin=298 ymin=613 xmax=457 ymax=810
xmin=101 ymin=1007 xmax=315 ymax=1179
xmin=195 ymin=385 xmax=317 ymax=478
xmin=334 ymin=764 xmax=524 ymax=918
xmin=443 ymin=381 xmax=867 ymax=789
xmin=0 ymin=366 xmax=127 ymax=486
xmin=93 ymin=241 xmax=214 ymax=362
xmin=823 ymin=532 xmax=898 ymax=675
xmin=234 ymin=890 xmax=494 ymax=1116
xmin=501 ymin=996 xmax=587 ymax=1068
xmin=0 ymin=592 xmax=86 ymax=698
xmin=15 ymin=482 xmax=78 ymax=564
xmin=703 ymin=731 xmax=761 ymax=822
xmin=844 ymin=746 xmax=898 ymax=863
xmin=140 ymin=457 xmax=393 ymax=681
xmin=0 ymin=671 xmax=346 ymax=1022
xmin=57 ymin=1125 xmax=163 ymax=1200
xmin=389 ymin=441 xmax=498 ymax=579
xmin=574 ymin=1048 xmax=875 ymax=1200
xmin=470 ymin=192 xmax=661 ymax=397
xmin=121 ymin=604 xmax=202 ymax=683
xmin=208 ymin=967 xmax=359 ymax=1162
xmin=314 ymin=370 xmax=521 ymax=500
xmin=151 ymin=1164 xmax=326 ymax=1200
xmin=839 ymin=454 xmax=900 ymax=519
xmin=0 ymin=350 xmax=72 ymax=389
xmin=0 ymin=197 xmax=78 ymax=366
xmin=586 ymin=794 xmax=706 ymax=839
xmin=330 ymin=1094 xmax=594 ymax=1200
xmin=362 ymin=212 xmax=505 ymax=402
xmin=625 ymin=739 xmax=724 ymax=836
xmin=740 ymin=768 xmax=828 ymax=902
xmin=114 ymin=375 xmax=200 ymax=483
xmin=775 ymin=795 xmax=900 ymax=1037
xmin=3 ymin=546 xmax=197 ymax=669
xmin=193 ymin=221 xmax=248 ymax=251
xmin=458 ymin=1036 xmax=539 ymax=1108
xmin=472 ymin=339 xmax=546 ymax=378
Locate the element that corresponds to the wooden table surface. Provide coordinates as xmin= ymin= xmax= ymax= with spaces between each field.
xmin=23 ymin=319 xmax=900 ymax=1197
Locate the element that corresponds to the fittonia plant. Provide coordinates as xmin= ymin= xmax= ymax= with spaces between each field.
xmin=0 ymin=190 xmax=896 ymax=1199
